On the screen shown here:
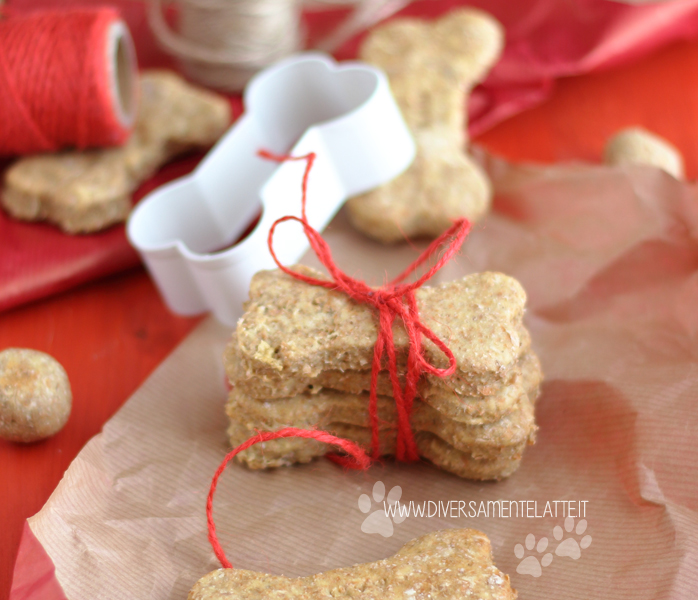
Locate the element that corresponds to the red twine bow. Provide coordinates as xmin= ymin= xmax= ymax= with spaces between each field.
xmin=207 ymin=150 xmax=472 ymax=569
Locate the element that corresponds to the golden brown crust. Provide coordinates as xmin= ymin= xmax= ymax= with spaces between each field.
xmin=188 ymin=529 xmax=517 ymax=600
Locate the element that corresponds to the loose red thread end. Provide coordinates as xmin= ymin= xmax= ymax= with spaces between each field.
xmin=206 ymin=428 xmax=370 ymax=569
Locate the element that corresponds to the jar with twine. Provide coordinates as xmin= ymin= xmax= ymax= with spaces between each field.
xmin=147 ymin=0 xmax=411 ymax=91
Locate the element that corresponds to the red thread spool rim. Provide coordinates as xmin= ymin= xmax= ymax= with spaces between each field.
xmin=106 ymin=19 xmax=138 ymax=129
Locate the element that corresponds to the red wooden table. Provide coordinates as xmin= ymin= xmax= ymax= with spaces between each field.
xmin=2 ymin=37 xmax=698 ymax=600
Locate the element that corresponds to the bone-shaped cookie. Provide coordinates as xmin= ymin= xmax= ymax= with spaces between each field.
xmin=1 ymin=71 xmax=230 ymax=234
xmin=227 ymin=387 xmax=536 ymax=479
xmin=128 ymin=53 xmax=415 ymax=326
xmin=603 ymin=126 xmax=684 ymax=179
xmin=228 ymin=388 xmax=535 ymax=455
xmin=226 ymin=343 xmax=541 ymax=425
xmin=232 ymin=267 xmax=529 ymax=397
xmin=227 ymin=419 xmax=529 ymax=480
xmin=188 ymin=528 xmax=517 ymax=600
xmin=346 ymin=9 xmax=504 ymax=243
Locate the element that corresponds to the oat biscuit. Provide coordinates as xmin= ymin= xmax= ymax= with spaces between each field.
xmin=225 ymin=265 xmax=540 ymax=479
xmin=346 ymin=9 xmax=504 ymax=243
xmin=419 ymin=351 xmax=541 ymax=424
xmin=188 ymin=528 xmax=517 ymax=600
xmin=1 ymin=71 xmax=231 ymax=233
xmin=227 ymin=388 xmax=536 ymax=479
xmin=227 ymin=419 xmax=528 ymax=480
xmin=232 ymin=267 xmax=529 ymax=395
xmin=0 ymin=348 xmax=72 ymax=442
xmin=604 ymin=127 xmax=684 ymax=179
xmin=227 ymin=389 xmax=536 ymax=454
xmin=227 ymin=345 xmax=541 ymax=425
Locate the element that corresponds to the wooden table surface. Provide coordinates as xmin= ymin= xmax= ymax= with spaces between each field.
xmin=2 ymin=38 xmax=698 ymax=600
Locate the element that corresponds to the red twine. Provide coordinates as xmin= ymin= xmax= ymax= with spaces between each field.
xmin=0 ymin=9 xmax=137 ymax=157
xmin=207 ymin=428 xmax=371 ymax=569
xmin=206 ymin=151 xmax=472 ymax=568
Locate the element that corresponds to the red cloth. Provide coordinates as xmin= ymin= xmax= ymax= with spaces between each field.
xmin=3 ymin=0 xmax=698 ymax=314
xmin=1 ymin=155 xmax=203 ymax=313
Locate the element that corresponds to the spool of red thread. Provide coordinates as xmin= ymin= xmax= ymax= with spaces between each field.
xmin=0 ymin=8 xmax=138 ymax=157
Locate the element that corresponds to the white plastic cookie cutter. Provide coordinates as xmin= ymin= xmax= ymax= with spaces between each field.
xmin=127 ymin=52 xmax=415 ymax=327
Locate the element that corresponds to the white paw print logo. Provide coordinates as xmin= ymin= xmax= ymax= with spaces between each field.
xmin=553 ymin=517 xmax=592 ymax=559
xmin=358 ymin=481 xmax=406 ymax=537
xmin=515 ymin=517 xmax=592 ymax=578
xmin=515 ymin=534 xmax=553 ymax=578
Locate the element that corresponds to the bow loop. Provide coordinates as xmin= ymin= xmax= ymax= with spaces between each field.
xmin=262 ymin=150 xmax=471 ymax=462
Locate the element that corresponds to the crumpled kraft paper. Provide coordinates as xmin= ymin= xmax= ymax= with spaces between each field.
xmin=17 ymin=155 xmax=698 ymax=599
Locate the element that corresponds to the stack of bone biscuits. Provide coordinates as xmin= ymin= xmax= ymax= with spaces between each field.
xmin=224 ymin=266 xmax=541 ymax=480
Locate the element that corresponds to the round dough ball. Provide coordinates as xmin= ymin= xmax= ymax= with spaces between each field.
xmin=603 ymin=127 xmax=684 ymax=179
xmin=0 ymin=348 xmax=72 ymax=443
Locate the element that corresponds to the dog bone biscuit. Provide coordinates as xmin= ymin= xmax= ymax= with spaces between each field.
xmin=228 ymin=388 xmax=536 ymax=454
xmin=226 ymin=331 xmax=532 ymax=403
xmin=227 ymin=417 xmax=528 ymax=480
xmin=0 ymin=348 xmax=72 ymax=443
xmin=346 ymin=9 xmax=504 ymax=243
xmin=233 ymin=267 xmax=528 ymax=394
xmin=1 ymin=71 xmax=231 ymax=234
xmin=227 ymin=344 xmax=541 ymax=424
xmin=415 ymin=431 xmax=526 ymax=480
xmin=604 ymin=127 xmax=684 ymax=179
xmin=420 ymin=350 xmax=542 ymax=424
xmin=189 ymin=528 xmax=516 ymax=600
xmin=226 ymin=388 xmax=536 ymax=479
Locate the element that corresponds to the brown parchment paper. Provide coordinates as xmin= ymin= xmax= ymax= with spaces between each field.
xmin=27 ymin=155 xmax=698 ymax=599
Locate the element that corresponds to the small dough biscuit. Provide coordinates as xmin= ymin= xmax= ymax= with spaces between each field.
xmin=0 ymin=348 xmax=72 ymax=443
xmin=604 ymin=127 xmax=684 ymax=179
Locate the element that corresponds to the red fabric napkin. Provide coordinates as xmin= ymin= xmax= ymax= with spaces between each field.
xmin=0 ymin=157 xmax=191 ymax=313
xmin=3 ymin=0 xmax=698 ymax=315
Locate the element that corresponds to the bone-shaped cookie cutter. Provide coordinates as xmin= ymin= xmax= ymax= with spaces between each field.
xmin=127 ymin=53 xmax=415 ymax=326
